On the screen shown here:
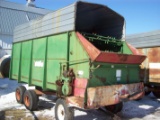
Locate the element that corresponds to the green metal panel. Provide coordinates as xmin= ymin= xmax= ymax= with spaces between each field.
xmin=20 ymin=41 xmax=32 ymax=83
xmin=128 ymin=66 xmax=140 ymax=83
xmin=10 ymin=43 xmax=21 ymax=80
xmin=122 ymin=42 xmax=133 ymax=54
xmin=69 ymin=32 xmax=89 ymax=79
xmin=31 ymin=38 xmax=47 ymax=87
xmin=11 ymin=32 xmax=90 ymax=91
xmin=46 ymin=33 xmax=68 ymax=90
xmin=10 ymin=31 xmax=141 ymax=97
xmin=89 ymin=62 xmax=140 ymax=87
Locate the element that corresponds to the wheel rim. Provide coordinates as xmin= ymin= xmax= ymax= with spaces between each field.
xmin=24 ymin=95 xmax=30 ymax=107
xmin=16 ymin=89 xmax=20 ymax=101
xmin=57 ymin=104 xmax=65 ymax=120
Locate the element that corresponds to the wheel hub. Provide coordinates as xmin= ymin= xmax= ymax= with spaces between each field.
xmin=24 ymin=96 xmax=30 ymax=107
xmin=16 ymin=90 xmax=20 ymax=101
xmin=57 ymin=104 xmax=65 ymax=120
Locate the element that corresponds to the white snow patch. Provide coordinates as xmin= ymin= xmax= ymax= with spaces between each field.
xmin=42 ymin=108 xmax=55 ymax=116
xmin=6 ymin=116 xmax=14 ymax=119
xmin=0 ymin=92 xmax=15 ymax=102
xmin=139 ymin=105 xmax=153 ymax=109
xmin=74 ymin=109 xmax=87 ymax=117
xmin=25 ymin=113 xmax=32 ymax=118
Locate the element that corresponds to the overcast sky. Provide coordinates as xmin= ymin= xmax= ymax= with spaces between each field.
xmin=7 ymin=0 xmax=160 ymax=35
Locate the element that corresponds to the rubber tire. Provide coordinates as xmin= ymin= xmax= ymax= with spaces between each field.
xmin=145 ymin=91 xmax=151 ymax=96
xmin=15 ymin=86 xmax=26 ymax=104
xmin=23 ymin=90 xmax=38 ymax=111
xmin=152 ymin=91 xmax=160 ymax=98
xmin=0 ymin=57 xmax=10 ymax=77
xmin=152 ymin=86 xmax=160 ymax=98
xmin=105 ymin=102 xmax=123 ymax=114
xmin=55 ymin=99 xmax=74 ymax=120
xmin=144 ymin=85 xmax=152 ymax=96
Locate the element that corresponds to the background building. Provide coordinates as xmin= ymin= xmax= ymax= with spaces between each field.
xmin=0 ymin=0 xmax=51 ymax=55
xmin=0 ymin=0 xmax=51 ymax=77
xmin=126 ymin=30 xmax=160 ymax=48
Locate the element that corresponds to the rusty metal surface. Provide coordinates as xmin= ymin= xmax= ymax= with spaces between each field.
xmin=138 ymin=47 xmax=160 ymax=83
xmin=66 ymin=96 xmax=84 ymax=108
xmin=73 ymin=78 xmax=88 ymax=98
xmin=95 ymin=52 xmax=146 ymax=64
xmin=86 ymin=82 xmax=144 ymax=109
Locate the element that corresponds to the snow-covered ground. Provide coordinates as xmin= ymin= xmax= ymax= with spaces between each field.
xmin=0 ymin=78 xmax=160 ymax=120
